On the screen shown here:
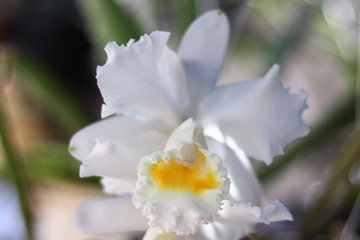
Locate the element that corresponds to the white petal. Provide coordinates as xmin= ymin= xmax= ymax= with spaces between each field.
xmin=73 ymin=195 xmax=148 ymax=234
xmin=219 ymin=200 xmax=260 ymax=223
xmin=80 ymin=131 xmax=168 ymax=184
xmin=192 ymin=201 xmax=257 ymax=240
xmin=196 ymin=215 xmax=254 ymax=240
xmin=261 ymin=199 xmax=293 ymax=223
xmin=165 ymin=118 xmax=207 ymax=151
xmin=69 ymin=115 xmax=167 ymax=162
xmin=219 ymin=199 xmax=292 ymax=224
xmin=101 ymin=104 xmax=114 ymax=118
xmin=101 ymin=177 xmax=137 ymax=195
xmin=97 ymin=31 xmax=189 ymax=127
xmin=178 ymin=10 xmax=229 ymax=113
xmin=206 ymin=137 xmax=263 ymax=203
xmin=199 ymin=65 xmax=310 ymax=165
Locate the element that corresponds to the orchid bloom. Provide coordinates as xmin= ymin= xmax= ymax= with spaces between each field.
xmin=69 ymin=10 xmax=309 ymax=240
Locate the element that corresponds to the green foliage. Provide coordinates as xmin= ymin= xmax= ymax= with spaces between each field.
xmin=76 ymin=0 xmax=143 ymax=62
xmin=26 ymin=142 xmax=100 ymax=185
xmin=248 ymin=233 xmax=272 ymax=240
xmin=14 ymin=55 xmax=94 ymax=136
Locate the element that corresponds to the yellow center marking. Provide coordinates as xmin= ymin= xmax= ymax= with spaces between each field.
xmin=151 ymin=150 xmax=218 ymax=194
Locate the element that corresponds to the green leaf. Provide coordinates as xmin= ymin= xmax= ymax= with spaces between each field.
xmin=26 ymin=141 xmax=100 ymax=185
xmin=76 ymin=0 xmax=143 ymax=61
xmin=248 ymin=233 xmax=272 ymax=240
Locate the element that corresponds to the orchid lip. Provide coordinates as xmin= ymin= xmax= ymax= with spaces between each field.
xmin=132 ymin=145 xmax=230 ymax=235
xmin=151 ymin=144 xmax=219 ymax=194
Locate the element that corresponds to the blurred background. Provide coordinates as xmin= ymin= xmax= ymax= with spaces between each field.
xmin=0 ymin=0 xmax=359 ymax=239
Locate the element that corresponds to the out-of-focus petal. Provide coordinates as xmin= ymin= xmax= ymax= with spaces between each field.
xmin=205 ymin=137 xmax=262 ymax=204
xmin=69 ymin=115 xmax=166 ymax=162
xmin=219 ymin=200 xmax=292 ymax=224
xmin=101 ymin=177 xmax=137 ymax=195
xmin=261 ymin=199 xmax=293 ymax=223
xmin=198 ymin=220 xmax=253 ymax=240
xmin=199 ymin=65 xmax=310 ymax=165
xmin=198 ymin=199 xmax=291 ymax=240
xmin=73 ymin=195 xmax=148 ymax=234
xmin=178 ymin=10 xmax=229 ymax=114
xmin=97 ymin=31 xmax=189 ymax=127
xmin=80 ymin=131 xmax=168 ymax=182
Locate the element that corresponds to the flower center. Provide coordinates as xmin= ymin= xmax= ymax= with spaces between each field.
xmin=151 ymin=148 xmax=219 ymax=194
xmin=133 ymin=143 xmax=229 ymax=235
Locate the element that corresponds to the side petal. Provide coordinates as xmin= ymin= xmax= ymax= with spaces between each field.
xmin=98 ymin=31 xmax=189 ymax=127
xmin=198 ymin=65 xmax=310 ymax=165
xmin=206 ymin=137 xmax=263 ymax=204
xmin=178 ymin=10 xmax=229 ymax=113
xmin=73 ymin=195 xmax=148 ymax=234
xmin=80 ymin=131 xmax=168 ymax=184
xmin=69 ymin=115 xmax=167 ymax=162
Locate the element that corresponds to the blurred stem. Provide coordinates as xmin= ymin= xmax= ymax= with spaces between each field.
xmin=248 ymin=233 xmax=271 ymax=240
xmin=302 ymin=123 xmax=360 ymax=236
xmin=26 ymin=141 xmax=100 ymax=185
xmin=265 ymin=3 xmax=321 ymax=69
xmin=356 ymin=1 xmax=360 ymax=126
xmin=340 ymin=190 xmax=360 ymax=240
xmin=14 ymin=55 xmax=94 ymax=136
xmin=0 ymin=95 xmax=33 ymax=240
xmin=76 ymin=0 xmax=143 ymax=61
xmin=174 ymin=0 xmax=196 ymax=37
xmin=259 ymin=95 xmax=355 ymax=181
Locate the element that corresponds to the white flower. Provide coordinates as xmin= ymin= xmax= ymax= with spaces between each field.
xmin=132 ymin=119 xmax=230 ymax=235
xmin=69 ymin=10 xmax=309 ymax=239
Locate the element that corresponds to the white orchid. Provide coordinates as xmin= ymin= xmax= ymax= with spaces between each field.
xmin=69 ymin=10 xmax=309 ymax=240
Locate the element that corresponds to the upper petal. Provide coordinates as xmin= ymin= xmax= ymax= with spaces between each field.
xmin=73 ymin=195 xmax=148 ymax=234
xmin=98 ymin=31 xmax=189 ymax=127
xmin=198 ymin=65 xmax=310 ymax=165
xmin=178 ymin=10 xmax=229 ymax=114
xmin=69 ymin=115 xmax=167 ymax=162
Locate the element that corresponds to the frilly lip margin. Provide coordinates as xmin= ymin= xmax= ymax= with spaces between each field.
xmin=132 ymin=147 xmax=230 ymax=235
